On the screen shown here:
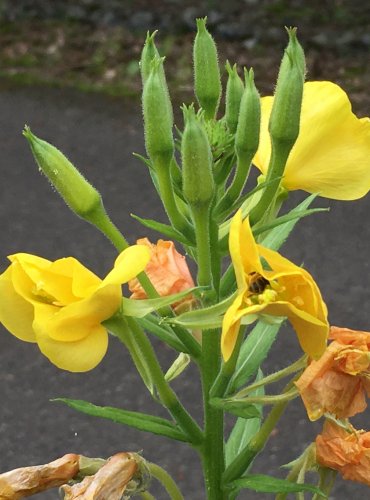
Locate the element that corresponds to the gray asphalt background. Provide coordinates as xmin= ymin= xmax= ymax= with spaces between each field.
xmin=0 ymin=86 xmax=369 ymax=498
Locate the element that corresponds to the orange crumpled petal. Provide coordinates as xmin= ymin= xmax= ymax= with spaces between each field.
xmin=316 ymin=420 xmax=370 ymax=486
xmin=296 ymin=326 xmax=370 ymax=420
xmin=128 ymin=238 xmax=195 ymax=310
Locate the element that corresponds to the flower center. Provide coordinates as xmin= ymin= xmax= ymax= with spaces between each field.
xmin=246 ymin=272 xmax=280 ymax=306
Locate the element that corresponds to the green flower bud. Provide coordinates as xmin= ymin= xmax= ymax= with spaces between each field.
xmin=225 ymin=61 xmax=244 ymax=133
xmin=269 ymin=27 xmax=305 ymax=146
xmin=181 ymin=105 xmax=215 ymax=206
xmin=235 ymin=68 xmax=261 ymax=161
xmin=193 ymin=17 xmax=221 ymax=120
xmin=140 ymin=30 xmax=163 ymax=85
xmin=142 ymin=56 xmax=174 ymax=169
xmin=23 ymin=126 xmax=102 ymax=220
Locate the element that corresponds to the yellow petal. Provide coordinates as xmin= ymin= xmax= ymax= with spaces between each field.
xmin=221 ymin=292 xmax=245 ymax=361
xmin=103 ymin=245 xmax=151 ymax=286
xmin=35 ymin=284 xmax=121 ymax=342
xmin=0 ymin=266 xmax=36 ymax=342
xmin=254 ymin=81 xmax=370 ymax=200
xmin=36 ymin=323 xmax=108 ymax=372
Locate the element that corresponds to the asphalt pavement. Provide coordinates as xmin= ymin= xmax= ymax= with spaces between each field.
xmin=0 ymin=86 xmax=369 ymax=499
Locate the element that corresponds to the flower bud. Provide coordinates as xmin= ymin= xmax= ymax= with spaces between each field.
xmin=269 ymin=27 xmax=305 ymax=146
xmin=225 ymin=61 xmax=244 ymax=133
xmin=140 ymin=30 xmax=162 ymax=85
xmin=181 ymin=105 xmax=215 ymax=206
xmin=235 ymin=68 xmax=261 ymax=161
xmin=23 ymin=127 xmax=102 ymax=220
xmin=193 ymin=17 xmax=221 ymax=120
xmin=142 ymin=56 xmax=174 ymax=169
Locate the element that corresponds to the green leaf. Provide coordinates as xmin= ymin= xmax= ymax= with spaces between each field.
xmin=54 ymin=398 xmax=189 ymax=443
xmin=120 ymin=288 xmax=198 ymax=318
xmin=210 ymin=398 xmax=261 ymax=419
xmin=260 ymin=194 xmax=320 ymax=251
xmin=225 ymin=371 xmax=264 ymax=467
xmin=166 ymin=293 xmax=236 ymax=329
xmin=131 ymin=214 xmax=191 ymax=245
xmin=229 ymin=320 xmax=283 ymax=393
xmin=226 ymin=474 xmax=325 ymax=497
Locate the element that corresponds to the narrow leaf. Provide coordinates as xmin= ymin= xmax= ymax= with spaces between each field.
xmin=225 ymin=371 xmax=264 ymax=467
xmin=227 ymin=474 xmax=325 ymax=497
xmin=229 ymin=320 xmax=283 ymax=393
xmin=131 ymin=214 xmax=191 ymax=245
xmin=54 ymin=398 xmax=189 ymax=443
xmin=254 ymin=207 xmax=328 ymax=238
xmin=137 ymin=316 xmax=189 ymax=353
xmin=210 ymin=398 xmax=261 ymax=419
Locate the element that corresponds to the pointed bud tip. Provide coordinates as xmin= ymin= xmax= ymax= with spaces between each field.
xmin=196 ymin=17 xmax=208 ymax=32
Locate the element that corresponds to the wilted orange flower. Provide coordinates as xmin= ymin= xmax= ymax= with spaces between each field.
xmin=128 ymin=238 xmax=195 ymax=311
xmin=316 ymin=420 xmax=370 ymax=487
xmin=296 ymin=326 xmax=370 ymax=420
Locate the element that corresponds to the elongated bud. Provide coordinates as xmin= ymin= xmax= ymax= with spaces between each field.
xmin=142 ymin=56 xmax=174 ymax=169
xmin=235 ymin=68 xmax=261 ymax=160
xmin=193 ymin=17 xmax=221 ymax=120
xmin=181 ymin=105 xmax=215 ymax=206
xmin=225 ymin=61 xmax=244 ymax=133
xmin=23 ymin=127 xmax=102 ymax=220
xmin=165 ymin=353 xmax=191 ymax=382
xmin=269 ymin=27 xmax=305 ymax=146
xmin=140 ymin=30 xmax=162 ymax=84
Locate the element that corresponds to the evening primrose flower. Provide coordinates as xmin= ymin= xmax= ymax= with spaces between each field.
xmin=296 ymin=326 xmax=370 ymax=420
xmin=316 ymin=420 xmax=370 ymax=487
xmin=254 ymin=81 xmax=370 ymax=200
xmin=0 ymin=246 xmax=150 ymax=372
xmin=221 ymin=210 xmax=328 ymax=361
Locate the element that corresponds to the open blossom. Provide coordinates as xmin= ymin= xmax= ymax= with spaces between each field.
xmin=221 ymin=210 xmax=328 ymax=361
xmin=296 ymin=326 xmax=370 ymax=420
xmin=254 ymin=81 xmax=370 ymax=200
xmin=316 ymin=420 xmax=370 ymax=487
xmin=128 ymin=238 xmax=195 ymax=311
xmin=0 ymin=246 xmax=150 ymax=372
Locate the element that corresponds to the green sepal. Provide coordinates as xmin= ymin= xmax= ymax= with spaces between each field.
xmin=120 ymin=288 xmax=199 ymax=318
xmin=165 ymin=353 xmax=191 ymax=382
xmin=131 ymin=213 xmax=192 ymax=245
xmin=228 ymin=320 xmax=283 ymax=393
xmin=225 ymin=474 xmax=325 ymax=497
xmin=210 ymin=397 xmax=261 ymax=419
xmin=225 ymin=371 xmax=264 ymax=467
xmin=54 ymin=399 xmax=189 ymax=443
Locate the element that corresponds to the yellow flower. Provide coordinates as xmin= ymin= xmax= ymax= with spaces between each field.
xmin=221 ymin=210 xmax=328 ymax=361
xmin=0 ymin=246 xmax=150 ymax=372
xmin=254 ymin=81 xmax=370 ymax=200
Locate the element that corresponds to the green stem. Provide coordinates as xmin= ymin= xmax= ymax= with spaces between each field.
xmin=110 ymin=315 xmax=203 ymax=446
xmin=86 ymin=204 xmax=129 ymax=250
xmin=201 ymin=328 xmax=226 ymax=500
xmin=148 ymin=462 xmax=184 ymax=500
xmin=233 ymin=355 xmax=307 ymax=398
xmin=191 ymin=204 xmax=213 ymax=290
xmin=249 ymin=141 xmax=293 ymax=225
xmin=156 ymin=162 xmax=194 ymax=242
xmin=312 ymin=468 xmax=337 ymax=500
xmin=140 ymin=492 xmax=155 ymax=500
xmin=223 ymin=381 xmax=294 ymax=485
xmin=227 ymin=387 xmax=298 ymax=406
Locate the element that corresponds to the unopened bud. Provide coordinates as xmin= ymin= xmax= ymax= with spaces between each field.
xmin=193 ymin=17 xmax=221 ymax=119
xmin=225 ymin=61 xmax=244 ymax=133
xmin=269 ymin=27 xmax=305 ymax=146
xmin=165 ymin=352 xmax=191 ymax=382
xmin=140 ymin=31 xmax=163 ymax=85
xmin=23 ymin=127 xmax=102 ymax=220
xmin=142 ymin=56 xmax=174 ymax=169
xmin=181 ymin=105 xmax=215 ymax=206
xmin=235 ymin=68 xmax=261 ymax=161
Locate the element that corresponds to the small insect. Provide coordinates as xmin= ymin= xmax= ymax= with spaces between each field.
xmin=248 ymin=272 xmax=270 ymax=294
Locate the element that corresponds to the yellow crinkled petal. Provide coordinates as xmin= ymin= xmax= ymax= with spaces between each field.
xmin=0 ymin=266 xmax=36 ymax=342
xmin=229 ymin=212 xmax=262 ymax=290
xmin=102 ymin=245 xmax=151 ymax=286
xmin=221 ymin=292 xmax=246 ymax=361
xmin=35 ymin=284 xmax=121 ymax=342
xmin=36 ymin=323 xmax=108 ymax=372
xmin=254 ymin=81 xmax=370 ymax=200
